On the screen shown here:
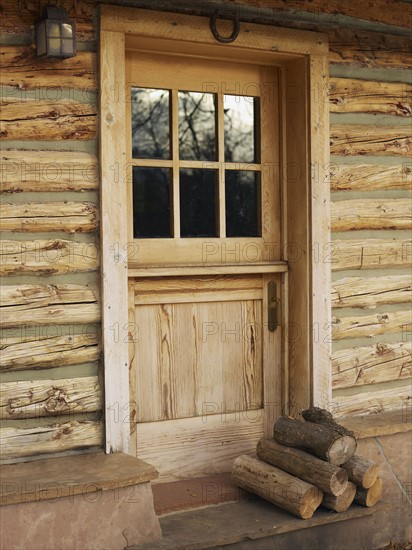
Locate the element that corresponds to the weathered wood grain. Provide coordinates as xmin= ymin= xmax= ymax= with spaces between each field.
xmin=0 ymin=2 xmax=96 ymax=41
xmin=330 ymin=163 xmax=412 ymax=192
xmin=329 ymin=79 xmax=411 ymax=117
xmin=334 ymin=383 xmax=411 ymax=417
xmin=0 ymin=284 xmax=100 ymax=328
xmin=0 ymin=239 xmax=99 ymax=276
xmin=0 ymin=420 xmax=103 ymax=461
xmin=331 ymin=275 xmax=412 ymax=309
xmin=0 ymin=151 xmax=98 ymax=194
xmin=330 ymin=126 xmax=411 ymax=157
xmin=0 ymin=46 xmax=96 ymax=89
xmin=332 ymin=309 xmax=411 ymax=340
xmin=219 ymin=0 xmax=411 ymax=29
xmin=332 ymin=239 xmax=412 ymax=271
xmin=331 ymin=199 xmax=411 ymax=231
xmin=135 ymin=411 xmax=264 ymax=483
xmin=0 ymin=98 xmax=96 ymax=140
xmin=0 ymin=334 xmax=100 ymax=371
xmin=329 ymin=29 xmax=412 ymax=70
xmin=332 ymin=341 xmax=412 ymax=389
xmin=0 ymin=201 xmax=98 ymax=233
xmin=0 ymin=376 xmax=102 ymax=419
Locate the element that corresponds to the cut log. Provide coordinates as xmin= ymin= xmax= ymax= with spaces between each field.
xmin=232 ymin=455 xmax=323 ymax=519
xmin=322 ymin=482 xmax=356 ymax=513
xmin=355 ymin=477 xmax=382 ymax=507
xmin=257 ymin=438 xmax=348 ymax=496
xmin=342 ymin=456 xmax=380 ymax=489
xmin=274 ymin=416 xmax=357 ymax=465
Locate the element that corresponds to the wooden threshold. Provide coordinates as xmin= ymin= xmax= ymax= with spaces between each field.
xmin=0 ymin=452 xmax=158 ymax=506
xmin=131 ymin=498 xmax=384 ymax=550
xmin=128 ymin=262 xmax=288 ymax=278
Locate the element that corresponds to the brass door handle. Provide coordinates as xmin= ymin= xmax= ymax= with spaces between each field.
xmin=268 ymin=281 xmax=279 ymax=332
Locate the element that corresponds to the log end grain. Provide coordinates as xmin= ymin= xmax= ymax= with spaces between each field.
xmin=322 ymin=481 xmax=356 ymax=513
xmin=355 ymin=477 xmax=383 ymax=507
xmin=328 ymin=435 xmax=357 ymax=465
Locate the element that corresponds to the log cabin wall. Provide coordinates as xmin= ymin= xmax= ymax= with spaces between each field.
xmin=0 ymin=0 xmax=411 ymax=460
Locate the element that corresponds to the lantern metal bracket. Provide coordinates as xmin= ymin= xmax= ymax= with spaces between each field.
xmin=210 ymin=9 xmax=240 ymax=44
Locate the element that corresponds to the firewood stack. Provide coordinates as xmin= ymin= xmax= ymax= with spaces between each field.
xmin=231 ymin=407 xmax=382 ymax=519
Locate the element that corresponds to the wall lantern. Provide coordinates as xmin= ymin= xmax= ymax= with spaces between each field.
xmin=36 ymin=5 xmax=76 ymax=58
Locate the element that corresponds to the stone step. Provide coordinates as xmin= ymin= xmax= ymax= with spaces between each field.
xmin=132 ymin=497 xmax=381 ymax=550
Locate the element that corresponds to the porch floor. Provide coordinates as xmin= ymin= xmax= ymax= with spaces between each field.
xmin=133 ymin=496 xmax=382 ymax=550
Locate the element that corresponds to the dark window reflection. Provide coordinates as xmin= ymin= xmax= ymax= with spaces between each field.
xmin=180 ymin=169 xmax=217 ymax=237
xmin=178 ymin=92 xmax=216 ymax=161
xmin=133 ymin=167 xmax=171 ymax=238
xmin=131 ymin=88 xmax=170 ymax=159
xmin=225 ymin=171 xmax=261 ymax=237
xmin=224 ymin=96 xmax=260 ymax=163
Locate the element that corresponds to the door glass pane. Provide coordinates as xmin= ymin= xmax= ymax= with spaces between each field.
xmin=178 ymin=92 xmax=216 ymax=161
xmin=180 ymin=169 xmax=218 ymax=237
xmin=225 ymin=171 xmax=261 ymax=237
xmin=133 ymin=167 xmax=171 ymax=238
xmin=131 ymin=87 xmax=170 ymax=159
xmin=224 ymin=96 xmax=260 ymax=163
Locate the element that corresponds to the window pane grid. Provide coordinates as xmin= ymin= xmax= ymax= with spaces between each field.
xmin=130 ymin=86 xmax=262 ymax=240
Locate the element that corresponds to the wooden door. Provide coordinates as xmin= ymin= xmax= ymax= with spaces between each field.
xmin=125 ymin=50 xmax=285 ymax=482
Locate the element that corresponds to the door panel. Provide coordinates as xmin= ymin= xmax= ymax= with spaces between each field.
xmin=126 ymin=47 xmax=283 ymax=481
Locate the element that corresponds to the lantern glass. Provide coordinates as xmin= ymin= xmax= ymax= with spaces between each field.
xmin=61 ymin=23 xmax=73 ymax=37
xmin=36 ymin=21 xmax=47 ymax=56
xmin=62 ymin=39 xmax=74 ymax=55
xmin=48 ymin=21 xmax=61 ymax=37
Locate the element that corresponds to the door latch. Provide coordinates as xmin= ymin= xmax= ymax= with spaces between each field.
xmin=268 ymin=281 xmax=280 ymax=332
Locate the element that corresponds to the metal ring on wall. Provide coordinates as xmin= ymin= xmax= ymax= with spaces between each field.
xmin=210 ymin=9 xmax=240 ymax=44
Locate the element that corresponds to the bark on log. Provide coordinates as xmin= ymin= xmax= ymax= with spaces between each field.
xmin=322 ymin=482 xmax=356 ymax=513
xmin=257 ymin=438 xmax=348 ymax=496
xmin=342 ymin=455 xmax=380 ymax=489
xmin=301 ymin=407 xmax=353 ymax=436
xmin=274 ymin=416 xmax=357 ymax=465
xmin=355 ymin=477 xmax=383 ymax=507
xmin=232 ymin=455 xmax=323 ymax=519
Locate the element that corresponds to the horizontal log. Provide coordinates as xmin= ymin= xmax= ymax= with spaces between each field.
xmin=330 ymin=125 xmax=411 ymax=157
xmin=331 ymin=199 xmax=411 ymax=231
xmin=274 ymin=416 xmax=356 ymax=465
xmin=232 ymin=0 xmax=410 ymax=29
xmin=0 ymin=334 xmax=100 ymax=371
xmin=342 ymin=455 xmax=380 ymax=489
xmin=329 ymin=29 xmax=411 ymax=70
xmin=322 ymin=481 xmax=356 ymax=513
xmin=331 ymin=275 xmax=412 ymax=309
xmin=332 ymin=239 xmax=412 ymax=271
xmin=0 ymin=420 xmax=103 ymax=461
xmin=0 ymin=46 xmax=96 ymax=88
xmin=330 ymin=163 xmax=412 ymax=192
xmin=0 ymin=376 xmax=102 ymax=419
xmin=329 ymin=79 xmax=411 ymax=117
xmin=257 ymin=438 xmax=348 ymax=496
xmin=0 ymin=98 xmax=96 ymax=140
xmin=0 ymin=284 xmax=100 ymax=328
xmin=0 ymin=239 xmax=99 ymax=276
xmin=332 ymin=341 xmax=412 ymax=389
xmin=355 ymin=477 xmax=382 ymax=507
xmin=232 ymin=454 xmax=323 ymax=519
xmin=333 ymin=382 xmax=411 ymax=417
xmin=0 ymin=201 xmax=98 ymax=233
xmin=332 ymin=309 xmax=411 ymax=340
xmin=0 ymin=150 xmax=98 ymax=194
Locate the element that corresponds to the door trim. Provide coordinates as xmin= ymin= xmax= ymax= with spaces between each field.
xmin=99 ymin=6 xmax=331 ymax=454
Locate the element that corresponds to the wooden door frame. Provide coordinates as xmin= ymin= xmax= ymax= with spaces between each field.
xmin=99 ymin=6 xmax=331 ymax=454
